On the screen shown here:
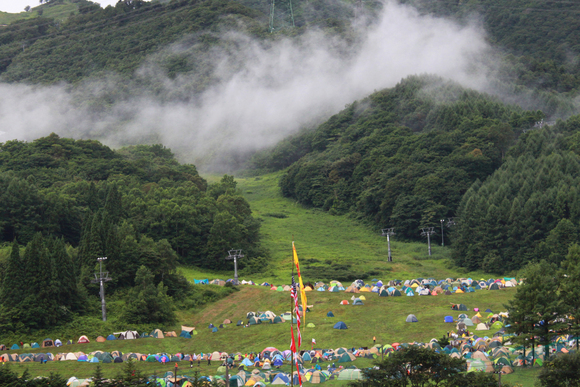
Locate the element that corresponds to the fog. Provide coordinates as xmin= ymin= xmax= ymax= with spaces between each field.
xmin=0 ymin=1 xmax=493 ymax=171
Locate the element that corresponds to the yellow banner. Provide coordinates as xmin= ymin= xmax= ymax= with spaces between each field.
xmin=293 ymin=241 xmax=307 ymax=325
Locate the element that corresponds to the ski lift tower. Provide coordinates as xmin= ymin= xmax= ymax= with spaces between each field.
xmin=91 ymin=257 xmax=111 ymax=322
xmin=381 ymin=228 xmax=395 ymax=262
xmin=420 ymin=227 xmax=436 ymax=256
xmin=226 ymin=250 xmax=244 ymax=285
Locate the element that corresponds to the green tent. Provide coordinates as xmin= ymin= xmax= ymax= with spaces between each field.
xmin=337 ymin=369 xmax=362 ymax=380
xmin=146 ymin=355 xmax=157 ymax=362
xmin=271 ymin=316 xmax=284 ymax=324
xmin=249 ymin=317 xmax=261 ymax=325
xmin=491 ymin=321 xmax=504 ymax=330
xmin=379 ymin=289 xmax=388 ymax=297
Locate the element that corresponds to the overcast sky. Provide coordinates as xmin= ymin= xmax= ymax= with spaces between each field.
xmin=1 ymin=0 xmax=118 ymax=13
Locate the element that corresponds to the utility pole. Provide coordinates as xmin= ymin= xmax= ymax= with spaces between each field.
xmin=381 ymin=228 xmax=395 ymax=262
xmin=226 ymin=250 xmax=244 ymax=285
xmin=420 ymin=227 xmax=435 ymax=256
xmin=440 ymin=219 xmax=445 ymax=247
xmin=91 ymin=257 xmax=111 ymax=322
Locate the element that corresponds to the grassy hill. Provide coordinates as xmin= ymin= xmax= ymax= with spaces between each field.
xmin=181 ymin=171 xmax=495 ymax=284
xmin=0 ymin=1 xmax=78 ymax=25
xmin=0 ymin=171 xmax=536 ymax=384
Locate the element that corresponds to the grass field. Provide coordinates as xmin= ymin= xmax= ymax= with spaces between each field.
xmin=0 ymin=1 xmax=78 ymax=25
xmin=2 ymin=171 xmax=533 ymax=384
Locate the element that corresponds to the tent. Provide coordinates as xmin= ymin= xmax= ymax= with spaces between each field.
xmin=96 ymin=336 xmax=106 ymax=343
xmin=120 ymin=330 xmax=138 ymax=340
xmin=212 ymin=327 xmax=218 ymax=333
xmin=77 ymin=336 xmax=90 ymax=344
xmin=42 ymin=339 xmax=54 ymax=347
xmin=340 ymin=300 xmax=349 ymax=305
xmin=333 ymin=321 xmax=348 ymax=329
xmin=272 ymin=374 xmax=290 ymax=385
xmin=106 ymin=334 xmax=117 ymax=341
xmin=307 ymin=323 xmax=316 ymax=328
xmin=476 ymin=323 xmax=489 ymax=331
xmin=451 ymin=304 xmax=468 ymax=311
xmin=444 ymin=316 xmax=454 ymax=323
xmin=352 ymin=298 xmax=364 ymax=306
xmin=54 ymin=339 xmax=62 ymax=347
xmin=179 ymin=331 xmax=192 ymax=339
xmin=151 ymin=329 xmax=164 ymax=339
xmin=327 ymin=311 xmax=334 ymax=317
xmin=406 ymin=314 xmax=418 ymax=323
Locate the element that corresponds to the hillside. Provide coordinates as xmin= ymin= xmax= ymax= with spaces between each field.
xmin=251 ymin=76 xmax=541 ymax=242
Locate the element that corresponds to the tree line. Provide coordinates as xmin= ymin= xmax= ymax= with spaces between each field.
xmin=259 ymin=75 xmax=542 ymax=243
xmin=452 ymin=120 xmax=580 ymax=272
xmin=0 ymin=134 xmax=265 ymax=330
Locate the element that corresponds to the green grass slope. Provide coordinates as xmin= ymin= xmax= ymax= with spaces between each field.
xmin=0 ymin=1 xmax=78 ymax=25
xmin=1 ymin=172 xmax=529 ymax=383
xmin=183 ymin=171 xmax=492 ymax=284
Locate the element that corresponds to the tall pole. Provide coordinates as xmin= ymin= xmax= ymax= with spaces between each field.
xmin=381 ymin=229 xmax=395 ymax=262
xmin=440 ymin=219 xmax=445 ymax=247
xmin=226 ymin=250 xmax=244 ymax=285
xmin=420 ymin=227 xmax=435 ymax=256
xmin=291 ymin=250 xmax=294 ymax=387
xmin=91 ymin=257 xmax=111 ymax=322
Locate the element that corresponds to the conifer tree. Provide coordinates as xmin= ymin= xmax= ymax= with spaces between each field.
xmin=0 ymin=241 xmax=25 ymax=310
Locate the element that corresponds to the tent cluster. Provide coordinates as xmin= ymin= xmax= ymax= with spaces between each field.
xmin=193 ymin=278 xmax=519 ymax=297
xmin=443 ymin=307 xmax=509 ymax=336
xmin=6 ymin=328 xmax=198 ymax=352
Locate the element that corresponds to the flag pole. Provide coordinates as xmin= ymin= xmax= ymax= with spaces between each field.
xmin=291 ymin=240 xmax=294 ymax=387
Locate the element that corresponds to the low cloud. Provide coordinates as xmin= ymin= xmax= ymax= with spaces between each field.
xmin=0 ymin=1 xmax=493 ymax=171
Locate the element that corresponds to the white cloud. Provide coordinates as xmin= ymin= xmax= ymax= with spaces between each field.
xmin=0 ymin=0 xmax=118 ymax=14
xmin=0 ymin=1 xmax=493 ymax=170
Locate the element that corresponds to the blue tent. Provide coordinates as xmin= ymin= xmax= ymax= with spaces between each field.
xmin=333 ymin=321 xmax=348 ymax=329
xmin=208 ymin=324 xmax=214 ymax=329
xmin=272 ymin=374 xmax=290 ymax=385
xmin=90 ymin=357 xmax=99 ymax=363
xmin=273 ymin=358 xmax=283 ymax=367
xmin=302 ymin=352 xmax=312 ymax=361
xmin=106 ymin=334 xmax=116 ymax=340
xmin=444 ymin=316 xmax=454 ymax=323
xmin=194 ymin=279 xmax=209 ymax=284
xmin=179 ymin=331 xmax=192 ymax=339
xmin=241 ymin=358 xmax=253 ymax=366
xmin=212 ymin=327 xmax=218 ymax=333
xmin=10 ymin=344 xmax=19 ymax=350
xmin=327 ymin=311 xmax=335 ymax=317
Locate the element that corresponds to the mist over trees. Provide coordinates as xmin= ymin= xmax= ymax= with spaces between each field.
xmin=264 ymin=76 xmax=542 ymax=241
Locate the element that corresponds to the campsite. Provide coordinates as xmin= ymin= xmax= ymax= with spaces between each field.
xmin=0 ymin=171 xmax=558 ymax=386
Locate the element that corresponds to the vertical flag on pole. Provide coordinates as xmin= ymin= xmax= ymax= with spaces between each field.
xmin=291 ymin=275 xmax=302 ymax=348
xmin=290 ymin=326 xmax=303 ymax=387
xmin=292 ymin=241 xmax=307 ymax=325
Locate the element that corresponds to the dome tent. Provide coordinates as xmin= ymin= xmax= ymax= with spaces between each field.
xmin=333 ymin=321 xmax=348 ymax=329
xmin=406 ymin=314 xmax=418 ymax=323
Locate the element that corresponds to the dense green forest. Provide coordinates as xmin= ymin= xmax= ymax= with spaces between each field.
xmin=0 ymin=134 xmax=265 ymax=330
xmin=0 ymin=0 xmax=579 ymax=118
xmin=257 ymin=75 xmax=542 ymax=242
xmin=452 ymin=117 xmax=580 ymax=272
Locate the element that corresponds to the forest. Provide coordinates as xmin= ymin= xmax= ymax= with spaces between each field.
xmin=251 ymin=75 xmax=580 ymax=273
xmin=0 ymin=134 xmax=266 ymax=330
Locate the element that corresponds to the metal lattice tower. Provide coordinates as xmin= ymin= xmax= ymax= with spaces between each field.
xmin=90 ymin=257 xmax=111 ymax=322
xmin=226 ymin=250 xmax=244 ymax=285
xmin=420 ymin=227 xmax=436 ymax=256
xmin=381 ymin=228 xmax=395 ymax=262
xmin=269 ymin=0 xmax=295 ymax=33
